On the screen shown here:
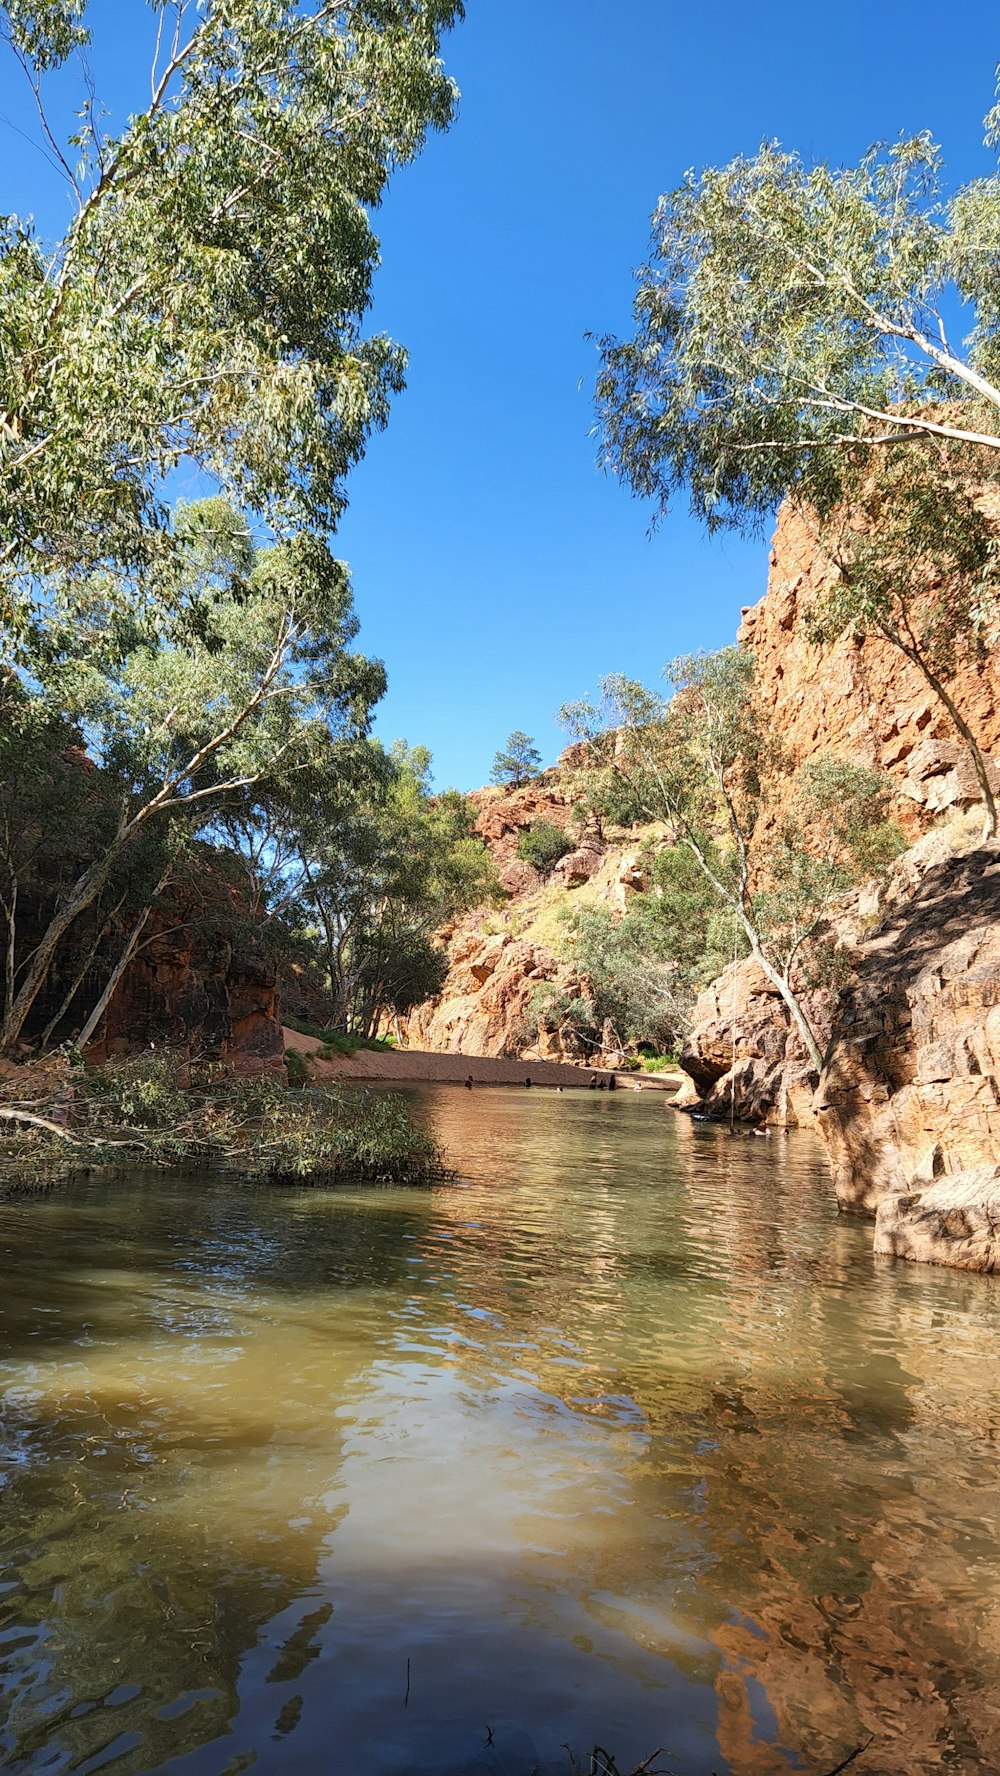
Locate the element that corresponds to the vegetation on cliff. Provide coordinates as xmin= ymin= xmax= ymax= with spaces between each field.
xmin=561 ymin=652 xmax=904 ymax=1071
xmin=595 ymin=104 xmax=1000 ymax=834
xmin=0 ymin=2 xmax=499 ymax=1078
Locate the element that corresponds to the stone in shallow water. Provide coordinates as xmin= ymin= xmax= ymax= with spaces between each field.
xmin=874 ymin=1166 xmax=1000 ymax=1271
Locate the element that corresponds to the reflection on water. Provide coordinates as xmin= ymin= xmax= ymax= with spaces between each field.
xmin=1 ymin=1088 xmax=1000 ymax=1774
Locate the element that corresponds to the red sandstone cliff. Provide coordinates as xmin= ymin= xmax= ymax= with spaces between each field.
xmin=739 ymin=501 xmax=1000 ymax=830
xmin=689 ymin=503 xmax=1000 ymax=1268
xmin=58 ymin=872 xmax=283 ymax=1071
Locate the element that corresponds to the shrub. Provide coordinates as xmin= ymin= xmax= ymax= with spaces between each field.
xmin=0 ymin=1058 xmax=447 ymax=1187
xmin=517 ymin=822 xmax=572 ymax=874
xmin=284 ymin=1048 xmax=310 ymax=1086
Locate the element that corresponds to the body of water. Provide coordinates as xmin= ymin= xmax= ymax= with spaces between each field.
xmin=2 ymin=1085 xmax=999 ymax=1775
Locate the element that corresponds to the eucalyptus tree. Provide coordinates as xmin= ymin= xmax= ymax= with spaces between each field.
xmin=0 ymin=0 xmax=462 ymax=658
xmin=0 ymin=499 xmax=385 ymax=1053
xmin=594 ymin=102 xmax=1000 ymax=835
xmin=594 ymin=127 xmax=1000 ymax=530
xmin=561 ymin=652 xmax=902 ymax=1074
xmin=290 ymin=745 xmax=501 ymax=1036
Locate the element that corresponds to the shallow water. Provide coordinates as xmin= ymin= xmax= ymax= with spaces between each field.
xmin=1 ymin=1086 xmax=1000 ymax=1776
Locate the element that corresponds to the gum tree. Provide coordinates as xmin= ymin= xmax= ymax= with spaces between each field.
xmin=0 ymin=501 xmax=385 ymax=1052
xmin=0 ymin=0 xmax=462 ymax=655
xmin=561 ymin=651 xmax=902 ymax=1074
xmin=594 ymin=97 xmax=1000 ymax=834
xmin=594 ymin=128 xmax=1000 ymax=529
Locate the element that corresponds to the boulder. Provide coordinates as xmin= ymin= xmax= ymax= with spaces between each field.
xmin=680 ymin=958 xmax=830 ymax=1126
xmin=551 ymin=843 xmax=604 ymax=888
xmin=874 ymin=1168 xmax=1000 ymax=1271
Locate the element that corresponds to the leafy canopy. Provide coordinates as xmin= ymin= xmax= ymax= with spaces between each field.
xmin=0 ymin=0 xmax=462 ymax=655
xmin=516 ymin=821 xmax=572 ymax=874
xmin=595 ymin=115 xmax=1000 ymax=534
xmin=491 ymin=730 xmax=541 ymax=788
xmin=561 ymin=650 xmax=903 ymax=1070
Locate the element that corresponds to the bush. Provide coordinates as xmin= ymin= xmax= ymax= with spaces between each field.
xmin=285 ymin=1019 xmax=396 ymax=1055
xmin=517 ymin=821 xmax=572 ymax=874
xmin=0 ymin=1057 xmax=448 ymax=1187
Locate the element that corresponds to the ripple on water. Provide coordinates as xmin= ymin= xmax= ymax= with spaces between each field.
xmin=1 ymin=1090 xmax=1000 ymax=1774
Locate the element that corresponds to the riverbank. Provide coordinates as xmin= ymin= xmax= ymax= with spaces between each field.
xmin=0 ymin=1055 xmax=450 ymax=1194
xmin=282 ymin=1027 xmax=686 ymax=1092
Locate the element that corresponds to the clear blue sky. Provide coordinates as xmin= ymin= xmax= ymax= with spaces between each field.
xmin=3 ymin=2 xmax=998 ymax=787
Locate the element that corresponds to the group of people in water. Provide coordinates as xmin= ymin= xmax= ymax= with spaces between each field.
xmin=461 ymin=1071 xmax=617 ymax=1090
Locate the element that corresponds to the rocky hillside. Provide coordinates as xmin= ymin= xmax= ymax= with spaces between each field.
xmin=741 ymin=500 xmax=1000 ymax=831
xmin=405 ymin=774 xmax=652 ymax=1062
xmin=412 ymin=498 xmax=1000 ymax=1069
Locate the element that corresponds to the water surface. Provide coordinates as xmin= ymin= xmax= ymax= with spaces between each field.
xmin=2 ymin=1086 xmax=1000 ymax=1775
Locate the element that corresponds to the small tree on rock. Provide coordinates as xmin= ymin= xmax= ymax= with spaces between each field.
xmin=491 ymin=731 xmax=541 ymax=789
xmin=561 ymin=651 xmax=904 ymax=1075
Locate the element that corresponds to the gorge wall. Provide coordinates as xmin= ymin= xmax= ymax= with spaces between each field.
xmin=410 ymin=499 xmax=1000 ymax=1268
xmin=32 ymin=870 xmax=284 ymax=1072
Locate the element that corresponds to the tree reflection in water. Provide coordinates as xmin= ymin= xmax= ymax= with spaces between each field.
xmin=0 ymin=1093 xmax=998 ymax=1774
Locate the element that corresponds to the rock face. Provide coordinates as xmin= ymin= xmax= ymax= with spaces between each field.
xmin=405 ymin=926 xmax=598 ymax=1061
xmin=739 ymin=501 xmax=1000 ymax=834
xmin=873 ymin=1169 xmax=1000 ymax=1272
xmin=681 ymin=959 xmax=832 ymax=1127
xmin=815 ymin=845 xmax=1000 ymax=1264
xmin=86 ymin=876 xmax=283 ymax=1070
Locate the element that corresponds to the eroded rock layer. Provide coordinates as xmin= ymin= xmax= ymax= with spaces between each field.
xmin=817 ymin=846 xmax=1000 ymax=1226
xmin=740 ymin=501 xmax=1000 ymax=832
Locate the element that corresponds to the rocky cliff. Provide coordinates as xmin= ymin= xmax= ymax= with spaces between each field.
xmin=44 ymin=871 xmax=283 ymax=1071
xmin=691 ymin=505 xmax=1000 ymax=1268
xmin=819 ymin=841 xmax=1000 ymax=1267
xmin=739 ymin=501 xmax=1000 ymax=831
xmin=404 ymin=775 xmax=643 ymax=1062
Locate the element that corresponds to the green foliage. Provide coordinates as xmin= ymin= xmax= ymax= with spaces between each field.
xmin=0 ymin=498 xmax=387 ymax=1052
xmin=262 ymin=745 xmax=499 ymax=1039
xmin=0 ymin=4 xmax=467 ymax=1054
xmin=283 ymin=1048 xmax=310 ymax=1086
xmin=569 ymin=861 xmax=735 ymax=1053
xmin=516 ymin=821 xmax=572 ymax=873
xmin=593 ymin=97 xmax=1000 ymax=837
xmin=315 ymin=1030 xmax=397 ymax=1058
xmin=524 ymin=982 xmax=596 ymax=1042
xmin=561 ymin=653 xmax=904 ymax=1070
xmin=594 ymin=131 xmax=1000 ymax=536
xmin=753 ymin=757 xmax=905 ymax=985
xmin=805 ymin=449 xmax=1000 ymax=834
xmin=1 ymin=1056 xmax=447 ymax=1185
xmin=85 ymin=1053 xmax=190 ymax=1131
xmin=490 ymin=730 xmax=542 ymax=788
xmin=1 ymin=0 xmax=462 ymax=644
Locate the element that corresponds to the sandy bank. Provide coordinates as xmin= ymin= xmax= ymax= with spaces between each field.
xmin=282 ymin=1029 xmax=683 ymax=1092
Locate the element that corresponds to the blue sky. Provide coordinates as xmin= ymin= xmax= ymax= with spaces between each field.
xmin=3 ymin=2 xmax=998 ymax=788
